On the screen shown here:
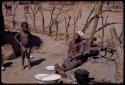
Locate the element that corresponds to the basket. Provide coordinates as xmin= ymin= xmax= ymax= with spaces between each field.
xmin=1 ymin=44 xmax=16 ymax=61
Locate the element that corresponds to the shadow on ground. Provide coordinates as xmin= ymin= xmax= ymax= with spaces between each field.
xmin=31 ymin=58 xmax=46 ymax=67
xmin=3 ymin=31 xmax=43 ymax=58
xmin=4 ymin=62 xmax=13 ymax=68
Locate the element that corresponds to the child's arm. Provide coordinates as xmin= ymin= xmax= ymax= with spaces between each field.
xmin=15 ymin=33 xmax=21 ymax=45
xmin=27 ymin=32 xmax=32 ymax=54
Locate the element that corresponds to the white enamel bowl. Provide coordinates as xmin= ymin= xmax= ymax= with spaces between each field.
xmin=34 ymin=74 xmax=61 ymax=84
xmin=46 ymin=66 xmax=55 ymax=71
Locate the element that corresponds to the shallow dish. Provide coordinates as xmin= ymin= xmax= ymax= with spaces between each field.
xmin=46 ymin=66 xmax=55 ymax=71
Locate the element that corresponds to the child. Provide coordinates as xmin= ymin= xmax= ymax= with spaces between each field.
xmin=15 ymin=21 xmax=32 ymax=70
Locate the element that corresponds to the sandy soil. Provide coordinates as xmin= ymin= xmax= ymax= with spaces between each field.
xmin=1 ymin=2 xmax=123 ymax=84
xmin=1 ymin=33 xmax=117 ymax=84
xmin=2 ymin=33 xmax=66 ymax=84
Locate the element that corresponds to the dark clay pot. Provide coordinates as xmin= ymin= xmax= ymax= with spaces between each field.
xmin=74 ymin=69 xmax=89 ymax=84
xmin=90 ymin=49 xmax=99 ymax=56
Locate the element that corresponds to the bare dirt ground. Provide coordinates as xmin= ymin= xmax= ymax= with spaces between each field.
xmin=2 ymin=33 xmax=67 ymax=84
xmin=1 ymin=33 xmax=117 ymax=84
xmin=1 ymin=2 xmax=123 ymax=84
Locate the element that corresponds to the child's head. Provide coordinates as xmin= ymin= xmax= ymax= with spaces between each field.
xmin=21 ymin=21 xmax=29 ymax=32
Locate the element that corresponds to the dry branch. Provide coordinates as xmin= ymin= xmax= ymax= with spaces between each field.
xmin=82 ymin=4 xmax=96 ymax=32
xmin=55 ymin=20 xmax=59 ymax=40
xmin=29 ymin=3 xmax=39 ymax=32
xmin=118 ymin=30 xmax=123 ymax=44
xmin=100 ymin=14 xmax=104 ymax=51
xmin=38 ymin=3 xmax=45 ymax=31
xmin=73 ymin=2 xmax=83 ymax=33
xmin=88 ymin=1 xmax=103 ymax=49
xmin=65 ymin=15 xmax=71 ymax=44
xmin=105 ymin=16 xmax=108 ymax=24
xmin=95 ymin=22 xmax=121 ymax=33
xmin=12 ymin=4 xmax=18 ymax=31
xmin=82 ymin=9 xmax=110 ymax=33
xmin=48 ymin=4 xmax=56 ymax=36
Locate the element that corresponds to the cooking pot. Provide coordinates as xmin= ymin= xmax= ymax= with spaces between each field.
xmin=74 ymin=69 xmax=89 ymax=84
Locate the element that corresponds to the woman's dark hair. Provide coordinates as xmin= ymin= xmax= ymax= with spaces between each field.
xmin=75 ymin=34 xmax=82 ymax=43
xmin=93 ymin=37 xmax=97 ymax=41
xmin=21 ymin=21 xmax=29 ymax=29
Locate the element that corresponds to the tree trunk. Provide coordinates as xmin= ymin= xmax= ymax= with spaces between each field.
xmin=13 ymin=5 xmax=18 ymax=31
xmin=48 ymin=5 xmax=55 ymax=36
xmin=107 ymin=1 xmax=110 ymax=9
xmin=110 ymin=26 xmax=119 ymax=42
xmin=118 ymin=30 xmax=123 ymax=44
xmin=24 ymin=10 xmax=28 ymax=22
xmin=49 ymin=24 xmax=52 ymax=36
xmin=42 ymin=16 xmax=45 ymax=31
xmin=39 ymin=4 xmax=45 ymax=32
xmin=55 ymin=20 xmax=58 ymax=40
xmin=33 ymin=14 xmax=36 ymax=32
xmin=100 ymin=14 xmax=104 ymax=51
xmin=82 ymin=5 xmax=96 ymax=33
xmin=88 ymin=1 xmax=103 ymax=48
xmin=49 ymin=17 xmax=53 ymax=36
xmin=65 ymin=16 xmax=71 ymax=44
xmin=73 ymin=17 xmax=76 ymax=34
xmin=66 ymin=27 xmax=69 ymax=44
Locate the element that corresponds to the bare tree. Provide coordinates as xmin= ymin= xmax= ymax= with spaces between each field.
xmin=29 ymin=2 xmax=39 ymax=32
xmin=38 ymin=2 xmax=45 ymax=32
xmin=65 ymin=15 xmax=71 ymax=44
xmin=48 ymin=4 xmax=55 ymax=36
xmin=88 ymin=1 xmax=103 ymax=48
xmin=95 ymin=22 xmax=120 ymax=33
xmin=73 ymin=14 xmax=78 ymax=34
xmin=81 ymin=3 xmax=113 ymax=33
xmin=48 ymin=4 xmax=66 ymax=36
xmin=55 ymin=19 xmax=58 ymax=40
xmin=24 ymin=9 xmax=28 ymax=22
xmin=100 ymin=14 xmax=104 ymax=48
xmin=23 ymin=1 xmax=29 ymax=22
xmin=12 ymin=2 xmax=18 ymax=31
xmin=118 ymin=30 xmax=123 ymax=44
xmin=81 ymin=1 xmax=120 ymax=49
xmin=82 ymin=4 xmax=96 ymax=33
xmin=54 ymin=5 xmax=72 ymax=40
xmin=99 ymin=15 xmax=109 ymax=50
xmin=73 ymin=1 xmax=82 ymax=33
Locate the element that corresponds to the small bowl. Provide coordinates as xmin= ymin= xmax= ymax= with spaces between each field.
xmin=46 ymin=66 xmax=55 ymax=71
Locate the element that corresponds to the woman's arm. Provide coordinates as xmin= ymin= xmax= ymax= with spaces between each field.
xmin=71 ymin=43 xmax=84 ymax=60
xmin=67 ymin=41 xmax=72 ymax=58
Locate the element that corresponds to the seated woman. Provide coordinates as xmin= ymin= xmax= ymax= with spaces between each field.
xmin=55 ymin=31 xmax=89 ymax=77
